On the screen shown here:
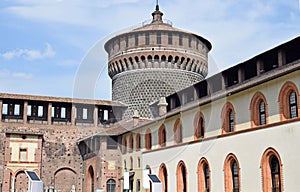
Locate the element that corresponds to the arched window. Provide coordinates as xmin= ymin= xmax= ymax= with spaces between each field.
xmin=145 ymin=129 xmax=152 ymax=150
xmin=250 ymin=92 xmax=268 ymax=127
xmin=159 ymin=163 xmax=168 ymax=192
xmin=136 ymin=179 xmax=141 ymax=192
xmin=198 ymin=158 xmax=211 ymax=192
xmin=270 ymin=156 xmax=281 ymax=191
xmin=261 ymin=148 xmax=283 ymax=192
xmin=130 ymin=156 xmax=133 ymax=171
xmin=106 ymin=179 xmax=116 ymax=192
xmin=279 ymin=81 xmax=299 ymax=120
xmin=87 ymin=166 xmax=95 ymax=192
xmin=136 ymin=134 xmax=141 ymax=151
xmin=194 ymin=112 xmax=205 ymax=139
xmin=224 ymin=154 xmax=240 ymax=192
xmin=289 ymin=91 xmax=298 ymax=118
xmin=122 ymin=136 xmax=127 ymax=154
xmin=229 ymin=110 xmax=234 ymax=132
xmin=221 ymin=102 xmax=235 ymax=133
xmin=129 ymin=134 xmax=133 ymax=153
xmin=174 ymin=119 xmax=183 ymax=144
xmin=259 ymin=101 xmax=266 ymax=125
xmin=159 ymin=125 xmax=167 ymax=147
xmin=177 ymin=161 xmax=187 ymax=192
xmin=231 ymin=161 xmax=239 ymax=192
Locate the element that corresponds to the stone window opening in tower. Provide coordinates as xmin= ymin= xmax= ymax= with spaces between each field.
xmin=145 ymin=32 xmax=150 ymax=45
xmin=135 ymin=34 xmax=139 ymax=47
xmin=157 ymin=32 xmax=161 ymax=45
xmin=188 ymin=36 xmax=192 ymax=48
xmin=125 ymin=36 xmax=129 ymax=48
xmin=168 ymin=32 xmax=172 ymax=45
xmin=179 ymin=34 xmax=183 ymax=46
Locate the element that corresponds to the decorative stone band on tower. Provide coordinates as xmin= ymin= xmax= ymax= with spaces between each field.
xmin=105 ymin=5 xmax=212 ymax=119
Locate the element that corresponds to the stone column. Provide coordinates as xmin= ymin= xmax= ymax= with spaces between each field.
xmin=278 ymin=49 xmax=286 ymax=67
xmin=71 ymin=104 xmax=76 ymax=126
xmin=48 ymin=103 xmax=52 ymax=125
xmin=222 ymin=74 xmax=227 ymax=89
xmin=11 ymin=176 xmax=15 ymax=192
xmin=23 ymin=101 xmax=28 ymax=124
xmin=256 ymin=60 xmax=264 ymax=75
xmin=0 ymin=100 xmax=3 ymax=122
xmin=158 ymin=97 xmax=168 ymax=117
xmin=238 ymin=67 xmax=244 ymax=83
xmin=94 ymin=106 xmax=98 ymax=127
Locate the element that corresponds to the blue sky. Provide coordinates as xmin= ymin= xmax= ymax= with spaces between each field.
xmin=0 ymin=0 xmax=299 ymax=100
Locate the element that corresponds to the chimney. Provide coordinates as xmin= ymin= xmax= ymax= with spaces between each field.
xmin=158 ymin=97 xmax=168 ymax=116
xmin=133 ymin=110 xmax=140 ymax=127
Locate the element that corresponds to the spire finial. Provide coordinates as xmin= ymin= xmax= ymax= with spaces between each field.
xmin=152 ymin=0 xmax=163 ymax=23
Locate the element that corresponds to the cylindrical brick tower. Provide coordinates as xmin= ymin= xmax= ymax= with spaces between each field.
xmin=105 ymin=4 xmax=212 ymax=119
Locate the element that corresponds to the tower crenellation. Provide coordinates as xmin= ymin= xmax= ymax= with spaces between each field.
xmin=105 ymin=4 xmax=212 ymax=119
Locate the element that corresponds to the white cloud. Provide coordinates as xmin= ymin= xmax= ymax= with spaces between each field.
xmin=1 ymin=43 xmax=55 ymax=60
xmin=12 ymin=72 xmax=33 ymax=79
xmin=4 ymin=0 xmax=142 ymax=27
xmin=0 ymin=69 xmax=33 ymax=79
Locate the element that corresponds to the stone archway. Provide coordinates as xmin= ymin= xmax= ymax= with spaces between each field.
xmin=15 ymin=171 xmax=28 ymax=192
xmin=86 ymin=166 xmax=95 ymax=192
xmin=54 ymin=168 xmax=77 ymax=192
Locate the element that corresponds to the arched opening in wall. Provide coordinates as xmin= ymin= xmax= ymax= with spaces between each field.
xmin=129 ymin=57 xmax=133 ymax=65
xmin=135 ymin=56 xmax=139 ymax=63
xmin=135 ymin=56 xmax=140 ymax=68
xmin=119 ymin=60 xmax=124 ymax=71
xmin=175 ymin=56 xmax=179 ymax=63
xmin=194 ymin=112 xmax=205 ymax=140
xmin=122 ymin=136 xmax=127 ymax=154
xmin=181 ymin=57 xmax=185 ymax=64
xmin=161 ymin=55 xmax=166 ymax=61
xmin=147 ymin=55 xmax=153 ymax=61
xmin=250 ymin=92 xmax=268 ymax=127
xmin=106 ymin=179 xmax=116 ymax=192
xmin=136 ymin=134 xmax=141 ymax=151
xmin=198 ymin=158 xmax=211 ymax=192
xmin=168 ymin=56 xmax=173 ymax=63
xmin=55 ymin=167 xmax=77 ymax=192
xmin=129 ymin=134 xmax=133 ymax=153
xmin=86 ymin=166 xmax=95 ymax=192
xmin=141 ymin=55 xmax=146 ymax=62
xmin=174 ymin=118 xmax=183 ymax=144
xmin=154 ymin=55 xmax=159 ymax=61
xmin=130 ymin=156 xmax=133 ymax=171
xmin=15 ymin=171 xmax=28 ymax=191
xmin=224 ymin=154 xmax=240 ymax=192
xmin=177 ymin=160 xmax=187 ymax=192
xmin=278 ymin=81 xmax=300 ymax=120
xmin=158 ymin=124 xmax=167 ymax=147
xmin=186 ymin=58 xmax=191 ymax=65
xmin=261 ymin=148 xmax=284 ymax=192
xmin=124 ymin=58 xmax=129 ymax=69
xmin=221 ymin=102 xmax=236 ymax=133
xmin=159 ymin=163 xmax=168 ymax=192
xmin=145 ymin=128 xmax=152 ymax=150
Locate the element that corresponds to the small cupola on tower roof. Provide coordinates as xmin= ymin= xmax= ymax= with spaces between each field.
xmin=151 ymin=2 xmax=163 ymax=24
